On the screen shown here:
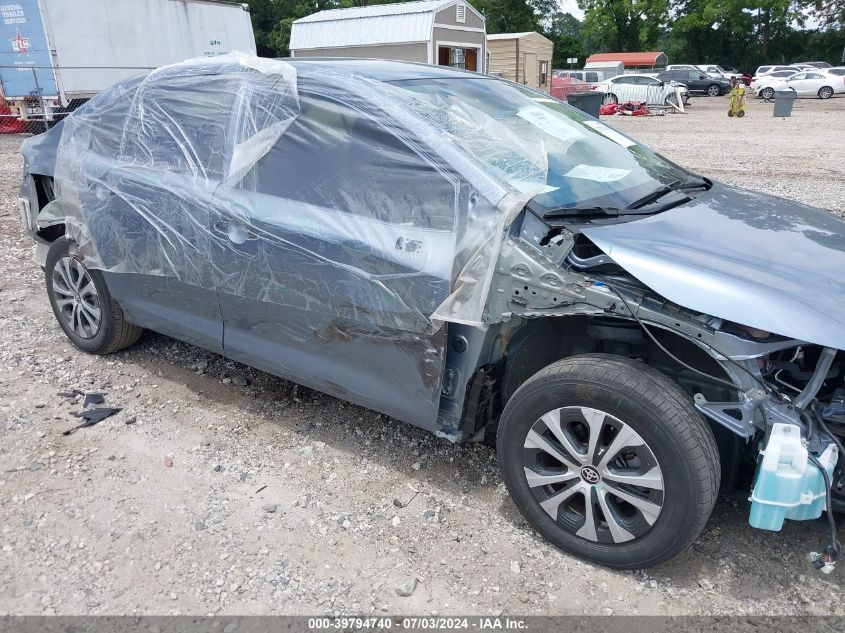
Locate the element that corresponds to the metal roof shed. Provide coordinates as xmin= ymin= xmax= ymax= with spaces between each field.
xmin=585 ymin=52 xmax=668 ymax=69
xmin=290 ymin=1 xmax=486 ymax=71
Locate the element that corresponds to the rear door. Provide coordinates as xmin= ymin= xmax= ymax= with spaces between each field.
xmin=210 ymin=87 xmax=464 ymax=428
xmin=75 ymin=72 xmax=232 ymax=353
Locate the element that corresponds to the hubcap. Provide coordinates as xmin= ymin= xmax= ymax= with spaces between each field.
xmin=522 ymin=406 xmax=664 ymax=544
xmin=52 ymin=256 xmax=101 ymax=339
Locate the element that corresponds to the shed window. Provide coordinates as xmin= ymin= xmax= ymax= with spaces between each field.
xmin=456 ymin=3 xmax=466 ymax=23
xmin=539 ymin=61 xmax=548 ymax=86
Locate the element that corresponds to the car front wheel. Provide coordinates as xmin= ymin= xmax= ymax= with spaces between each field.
xmin=45 ymin=237 xmax=145 ymax=354
xmin=760 ymin=87 xmax=774 ymax=100
xmin=706 ymin=84 xmax=721 ymax=97
xmin=497 ymin=354 xmax=720 ymax=569
xmin=818 ymin=86 xmax=834 ymax=99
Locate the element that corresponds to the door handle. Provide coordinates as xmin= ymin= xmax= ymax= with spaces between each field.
xmin=213 ymin=220 xmax=258 ymax=245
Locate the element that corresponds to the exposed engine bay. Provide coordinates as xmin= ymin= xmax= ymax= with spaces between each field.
xmin=483 ymin=208 xmax=845 ymax=573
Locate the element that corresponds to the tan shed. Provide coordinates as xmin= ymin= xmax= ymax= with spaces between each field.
xmin=291 ymin=1 xmax=486 ymax=71
xmin=487 ymin=32 xmax=554 ymax=92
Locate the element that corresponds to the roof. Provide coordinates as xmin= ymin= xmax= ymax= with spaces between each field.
xmin=291 ymin=1 xmax=483 ymax=50
xmin=586 ymin=52 xmax=667 ymax=66
xmin=487 ymin=32 xmax=534 ymax=41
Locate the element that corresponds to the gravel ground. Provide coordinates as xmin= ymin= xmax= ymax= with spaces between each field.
xmin=1 ymin=94 xmax=844 ymax=617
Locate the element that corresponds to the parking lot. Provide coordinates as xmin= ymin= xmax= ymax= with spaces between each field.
xmin=1 ymin=93 xmax=844 ymax=617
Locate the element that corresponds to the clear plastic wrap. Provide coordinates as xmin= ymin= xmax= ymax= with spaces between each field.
xmin=50 ymin=53 xmax=539 ymax=335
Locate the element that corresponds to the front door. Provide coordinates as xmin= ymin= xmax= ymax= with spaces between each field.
xmin=210 ymin=88 xmax=464 ymax=429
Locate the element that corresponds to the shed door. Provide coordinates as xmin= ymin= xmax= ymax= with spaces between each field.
xmin=523 ymin=52 xmax=538 ymax=88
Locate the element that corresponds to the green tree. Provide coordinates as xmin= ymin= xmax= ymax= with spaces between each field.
xmin=546 ymin=11 xmax=585 ymax=67
xmin=577 ymin=0 xmax=669 ymax=51
xmin=474 ymin=0 xmax=557 ymax=33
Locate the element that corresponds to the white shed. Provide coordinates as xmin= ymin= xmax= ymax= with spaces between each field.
xmin=290 ymin=0 xmax=487 ymax=71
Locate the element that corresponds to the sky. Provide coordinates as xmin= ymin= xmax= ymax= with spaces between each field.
xmin=558 ymin=0 xmax=585 ymax=20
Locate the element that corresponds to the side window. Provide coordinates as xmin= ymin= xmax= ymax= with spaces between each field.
xmin=240 ymin=93 xmax=458 ymax=231
xmin=122 ymin=73 xmax=239 ymax=180
xmin=586 ymin=72 xmax=598 ymax=82
xmin=791 ymin=73 xmax=806 ymax=80
xmin=688 ymin=71 xmax=700 ymax=81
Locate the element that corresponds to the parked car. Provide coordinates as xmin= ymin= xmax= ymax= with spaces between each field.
xmin=754 ymin=65 xmax=802 ymax=76
xmin=794 ymin=61 xmax=832 ymax=69
xmin=553 ymin=69 xmax=604 ymax=84
xmin=657 ymin=69 xmax=731 ymax=96
xmin=19 ymin=55 xmax=845 ymax=570
xmin=692 ymin=64 xmax=742 ymax=80
xmin=750 ymin=69 xmax=799 ymax=91
xmin=754 ymin=70 xmax=845 ymax=100
xmin=593 ymin=74 xmax=689 ymax=106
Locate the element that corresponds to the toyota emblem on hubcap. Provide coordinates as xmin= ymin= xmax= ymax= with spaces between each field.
xmin=580 ymin=465 xmax=601 ymax=484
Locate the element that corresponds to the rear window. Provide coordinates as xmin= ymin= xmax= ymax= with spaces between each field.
xmin=121 ymin=70 xmax=240 ymax=179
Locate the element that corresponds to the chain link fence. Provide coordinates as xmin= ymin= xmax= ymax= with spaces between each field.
xmin=0 ymin=64 xmax=153 ymax=136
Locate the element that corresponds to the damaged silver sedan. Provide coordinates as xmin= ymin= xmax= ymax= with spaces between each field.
xmin=18 ymin=54 xmax=845 ymax=570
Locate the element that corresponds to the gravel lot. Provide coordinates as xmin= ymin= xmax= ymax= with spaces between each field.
xmin=1 ymin=94 xmax=844 ymax=617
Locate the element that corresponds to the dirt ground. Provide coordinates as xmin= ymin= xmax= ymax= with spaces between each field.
xmin=1 ymin=95 xmax=844 ymax=617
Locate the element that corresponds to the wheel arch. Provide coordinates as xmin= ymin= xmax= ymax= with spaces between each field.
xmin=491 ymin=314 xmax=745 ymax=490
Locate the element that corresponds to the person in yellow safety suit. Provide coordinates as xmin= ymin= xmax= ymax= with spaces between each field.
xmin=728 ymin=77 xmax=747 ymax=117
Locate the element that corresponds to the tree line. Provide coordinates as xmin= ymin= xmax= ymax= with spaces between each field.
xmin=247 ymin=0 xmax=844 ymax=72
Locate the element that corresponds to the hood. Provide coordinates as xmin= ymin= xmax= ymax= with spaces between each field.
xmin=581 ymin=182 xmax=845 ymax=349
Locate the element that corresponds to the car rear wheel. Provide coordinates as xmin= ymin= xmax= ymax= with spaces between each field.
xmin=760 ymin=87 xmax=774 ymax=100
xmin=45 ymin=238 xmax=144 ymax=355
xmin=818 ymin=86 xmax=834 ymax=99
xmin=603 ymin=93 xmax=618 ymax=105
xmin=497 ymin=354 xmax=720 ymax=569
xmin=706 ymin=84 xmax=721 ymax=97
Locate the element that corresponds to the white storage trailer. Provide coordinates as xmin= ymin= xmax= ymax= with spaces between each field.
xmin=0 ymin=0 xmax=256 ymax=118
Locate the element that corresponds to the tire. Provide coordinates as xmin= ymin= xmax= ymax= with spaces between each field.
xmin=727 ymin=110 xmax=734 ymax=117
xmin=760 ymin=87 xmax=774 ymax=100
xmin=45 ymin=238 xmax=144 ymax=355
xmin=737 ymin=110 xmax=745 ymax=118
xmin=603 ymin=93 xmax=618 ymax=105
xmin=818 ymin=86 xmax=834 ymax=99
xmin=497 ymin=354 xmax=720 ymax=569
xmin=706 ymin=84 xmax=721 ymax=97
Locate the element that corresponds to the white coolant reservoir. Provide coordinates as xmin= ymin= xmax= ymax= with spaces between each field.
xmin=749 ymin=423 xmax=838 ymax=531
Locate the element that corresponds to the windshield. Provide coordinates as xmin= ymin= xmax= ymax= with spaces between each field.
xmin=388 ymin=77 xmax=693 ymax=215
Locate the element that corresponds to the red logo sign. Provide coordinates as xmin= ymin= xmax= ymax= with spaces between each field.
xmin=11 ymin=30 xmax=30 ymax=55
